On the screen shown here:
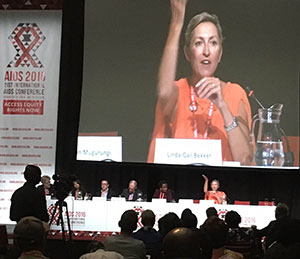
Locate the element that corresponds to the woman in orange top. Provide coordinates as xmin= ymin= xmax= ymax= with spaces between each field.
xmin=202 ymin=174 xmax=226 ymax=204
xmin=147 ymin=0 xmax=253 ymax=165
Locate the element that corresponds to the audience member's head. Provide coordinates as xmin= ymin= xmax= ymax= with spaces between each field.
xmin=197 ymin=229 xmax=213 ymax=259
xmin=181 ymin=208 xmax=198 ymax=228
xmin=206 ymin=207 xmax=218 ymax=218
xmin=24 ymin=165 xmax=41 ymax=185
xmin=14 ymin=216 xmax=49 ymax=253
xmin=158 ymin=212 xmax=181 ymax=237
xmin=101 ymin=179 xmax=110 ymax=192
xmin=181 ymin=208 xmax=192 ymax=216
xmin=225 ymin=211 xmax=241 ymax=228
xmin=158 ymin=180 xmax=168 ymax=193
xmin=141 ymin=210 xmax=156 ymax=228
xmin=41 ymin=175 xmax=51 ymax=189
xmin=163 ymin=227 xmax=202 ymax=259
xmin=275 ymin=203 xmax=289 ymax=220
xmin=118 ymin=210 xmax=138 ymax=234
xmin=201 ymin=216 xmax=228 ymax=249
xmin=85 ymin=240 xmax=105 ymax=253
xmin=128 ymin=180 xmax=137 ymax=193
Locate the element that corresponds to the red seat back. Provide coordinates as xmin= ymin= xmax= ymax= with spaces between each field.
xmin=258 ymin=201 xmax=274 ymax=206
xmin=234 ymin=200 xmax=250 ymax=205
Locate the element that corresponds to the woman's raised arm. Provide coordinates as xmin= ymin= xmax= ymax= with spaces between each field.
xmin=202 ymin=174 xmax=208 ymax=194
xmin=157 ymin=0 xmax=187 ymax=117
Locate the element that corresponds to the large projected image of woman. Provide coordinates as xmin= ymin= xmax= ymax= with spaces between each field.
xmin=148 ymin=0 xmax=253 ymax=165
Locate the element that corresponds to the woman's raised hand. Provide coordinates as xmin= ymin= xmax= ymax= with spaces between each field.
xmin=202 ymin=174 xmax=208 ymax=182
xmin=202 ymin=174 xmax=209 ymax=193
xmin=170 ymin=0 xmax=188 ymax=25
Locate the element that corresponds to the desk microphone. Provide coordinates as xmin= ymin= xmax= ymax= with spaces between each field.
xmin=245 ymin=86 xmax=294 ymax=166
xmin=245 ymin=87 xmax=265 ymax=109
xmin=226 ymin=195 xmax=231 ymax=204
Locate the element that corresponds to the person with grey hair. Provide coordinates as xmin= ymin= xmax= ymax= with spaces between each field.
xmin=13 ymin=216 xmax=50 ymax=259
xmin=255 ymin=203 xmax=291 ymax=249
xmin=37 ymin=175 xmax=55 ymax=197
xmin=147 ymin=0 xmax=253 ymax=165
xmin=79 ymin=241 xmax=124 ymax=259
xmin=163 ymin=227 xmax=203 ymax=259
xmin=120 ymin=180 xmax=143 ymax=201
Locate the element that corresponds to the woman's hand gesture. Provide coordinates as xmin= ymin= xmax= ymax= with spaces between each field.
xmin=202 ymin=174 xmax=208 ymax=182
xmin=170 ymin=0 xmax=188 ymax=25
xmin=195 ymin=77 xmax=225 ymax=108
xmin=202 ymin=174 xmax=209 ymax=193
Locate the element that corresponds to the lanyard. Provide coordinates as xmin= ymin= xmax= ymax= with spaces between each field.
xmin=159 ymin=192 xmax=165 ymax=199
xmin=189 ymin=86 xmax=214 ymax=139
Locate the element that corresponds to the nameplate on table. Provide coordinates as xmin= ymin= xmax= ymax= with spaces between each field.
xmin=92 ymin=197 xmax=107 ymax=202
xmin=111 ymin=197 xmax=126 ymax=202
xmin=178 ymin=199 xmax=194 ymax=205
xmin=154 ymin=138 xmax=222 ymax=166
xmin=77 ymin=136 xmax=122 ymax=162
xmin=199 ymin=200 xmax=215 ymax=206
xmin=151 ymin=198 xmax=167 ymax=203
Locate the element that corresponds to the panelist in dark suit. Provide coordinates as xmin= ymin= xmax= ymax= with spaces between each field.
xmin=94 ymin=179 xmax=116 ymax=200
xmin=37 ymin=175 xmax=55 ymax=197
xmin=152 ymin=180 xmax=174 ymax=202
xmin=121 ymin=180 xmax=143 ymax=201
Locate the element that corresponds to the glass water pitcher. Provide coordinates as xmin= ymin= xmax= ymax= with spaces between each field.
xmin=251 ymin=104 xmax=285 ymax=166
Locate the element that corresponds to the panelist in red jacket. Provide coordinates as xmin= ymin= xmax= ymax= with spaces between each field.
xmin=152 ymin=180 xmax=174 ymax=202
xmin=202 ymin=174 xmax=227 ymax=204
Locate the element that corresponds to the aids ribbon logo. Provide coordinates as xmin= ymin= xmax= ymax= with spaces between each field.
xmin=218 ymin=209 xmax=228 ymax=220
xmin=8 ymin=23 xmax=46 ymax=68
xmin=133 ymin=206 xmax=144 ymax=228
xmin=48 ymin=204 xmax=60 ymax=224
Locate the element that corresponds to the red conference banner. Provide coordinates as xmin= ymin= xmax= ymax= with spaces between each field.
xmin=3 ymin=100 xmax=44 ymax=115
xmin=0 ymin=8 xmax=62 ymax=224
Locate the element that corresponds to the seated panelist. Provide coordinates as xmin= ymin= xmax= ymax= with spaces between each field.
xmin=152 ymin=180 xmax=174 ymax=202
xmin=37 ymin=175 xmax=55 ymax=197
xmin=72 ymin=179 xmax=86 ymax=200
xmin=121 ymin=180 xmax=143 ymax=201
xmin=94 ymin=179 xmax=116 ymax=200
xmin=202 ymin=174 xmax=227 ymax=204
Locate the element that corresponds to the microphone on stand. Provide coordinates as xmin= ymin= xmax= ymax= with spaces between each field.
xmin=245 ymin=86 xmax=294 ymax=166
xmin=245 ymin=87 xmax=265 ymax=109
xmin=226 ymin=195 xmax=231 ymax=204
